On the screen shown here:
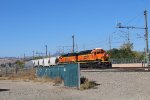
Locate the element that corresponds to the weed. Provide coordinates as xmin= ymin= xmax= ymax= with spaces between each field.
xmin=53 ymin=77 xmax=63 ymax=86
xmin=80 ymin=76 xmax=99 ymax=90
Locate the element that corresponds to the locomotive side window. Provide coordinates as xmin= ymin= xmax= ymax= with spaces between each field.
xmin=97 ymin=52 xmax=101 ymax=54
xmin=97 ymin=49 xmax=104 ymax=54
xmin=101 ymin=50 xmax=104 ymax=53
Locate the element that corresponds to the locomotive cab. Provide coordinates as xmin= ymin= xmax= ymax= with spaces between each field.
xmin=92 ymin=48 xmax=109 ymax=61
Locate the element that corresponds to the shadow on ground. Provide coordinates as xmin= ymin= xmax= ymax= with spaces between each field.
xmin=0 ymin=89 xmax=10 ymax=92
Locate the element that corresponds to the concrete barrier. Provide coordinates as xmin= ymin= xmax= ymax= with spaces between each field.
xmin=112 ymin=63 xmax=143 ymax=67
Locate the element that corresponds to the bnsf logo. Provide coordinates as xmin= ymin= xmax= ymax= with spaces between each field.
xmin=83 ymin=55 xmax=89 ymax=59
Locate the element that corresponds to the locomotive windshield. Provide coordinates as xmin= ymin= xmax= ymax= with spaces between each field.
xmin=97 ymin=49 xmax=105 ymax=54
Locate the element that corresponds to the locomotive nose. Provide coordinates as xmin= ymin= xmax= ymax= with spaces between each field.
xmin=102 ymin=53 xmax=109 ymax=61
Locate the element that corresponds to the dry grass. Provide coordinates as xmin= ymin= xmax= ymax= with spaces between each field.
xmin=8 ymin=69 xmax=37 ymax=81
xmin=0 ymin=77 xmax=9 ymax=80
xmin=53 ymin=77 xmax=63 ymax=85
xmin=80 ymin=76 xmax=99 ymax=90
xmin=33 ymin=76 xmax=53 ymax=82
xmin=0 ymin=69 xmax=63 ymax=85
xmin=33 ymin=76 xmax=63 ymax=86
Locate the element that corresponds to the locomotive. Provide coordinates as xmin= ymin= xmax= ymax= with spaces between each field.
xmin=32 ymin=48 xmax=112 ymax=68
xmin=58 ymin=48 xmax=112 ymax=68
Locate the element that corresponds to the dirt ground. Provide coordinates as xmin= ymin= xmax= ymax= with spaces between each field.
xmin=0 ymin=71 xmax=150 ymax=100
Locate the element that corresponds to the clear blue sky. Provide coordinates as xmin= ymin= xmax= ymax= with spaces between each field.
xmin=0 ymin=0 xmax=149 ymax=57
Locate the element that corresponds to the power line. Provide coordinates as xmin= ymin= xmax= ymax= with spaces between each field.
xmin=125 ymin=12 xmax=143 ymax=25
xmin=57 ymin=46 xmax=72 ymax=54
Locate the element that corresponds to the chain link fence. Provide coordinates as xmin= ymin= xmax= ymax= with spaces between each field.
xmin=110 ymin=58 xmax=143 ymax=64
xmin=0 ymin=63 xmax=34 ymax=77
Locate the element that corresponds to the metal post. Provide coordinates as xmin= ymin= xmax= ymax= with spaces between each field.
xmin=109 ymin=35 xmax=111 ymax=50
xmin=78 ymin=63 xmax=80 ymax=89
xmin=24 ymin=53 xmax=25 ymax=61
xmin=72 ymin=35 xmax=75 ymax=53
xmin=144 ymin=10 xmax=149 ymax=67
xmin=45 ymin=45 xmax=47 ymax=57
xmin=127 ymin=28 xmax=130 ymax=43
xmin=33 ymin=51 xmax=35 ymax=59
xmin=5 ymin=66 xmax=7 ymax=76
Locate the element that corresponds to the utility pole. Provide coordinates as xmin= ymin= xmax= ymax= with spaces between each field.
xmin=24 ymin=53 xmax=26 ymax=61
xmin=76 ymin=43 xmax=78 ymax=52
xmin=32 ymin=51 xmax=35 ymax=59
xmin=127 ymin=28 xmax=130 ymax=43
xmin=72 ymin=35 xmax=75 ymax=53
xmin=144 ymin=10 xmax=149 ymax=55
xmin=144 ymin=10 xmax=149 ymax=66
xmin=45 ymin=45 xmax=47 ymax=57
xmin=117 ymin=10 xmax=149 ymax=66
xmin=109 ymin=35 xmax=111 ymax=50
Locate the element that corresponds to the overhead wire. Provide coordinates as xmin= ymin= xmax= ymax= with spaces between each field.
xmin=79 ymin=12 xmax=145 ymax=51
xmin=111 ymin=11 xmax=146 ymax=50
xmin=125 ymin=11 xmax=143 ymax=25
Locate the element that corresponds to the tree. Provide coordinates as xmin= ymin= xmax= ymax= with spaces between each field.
xmin=15 ymin=60 xmax=24 ymax=69
xmin=120 ymin=42 xmax=133 ymax=51
xmin=107 ymin=43 xmax=144 ymax=59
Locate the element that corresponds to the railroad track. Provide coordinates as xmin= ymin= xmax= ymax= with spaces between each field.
xmin=81 ymin=67 xmax=150 ymax=72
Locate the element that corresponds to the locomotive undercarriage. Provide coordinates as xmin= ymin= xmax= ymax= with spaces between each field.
xmin=58 ymin=61 xmax=112 ymax=69
xmin=80 ymin=61 xmax=112 ymax=69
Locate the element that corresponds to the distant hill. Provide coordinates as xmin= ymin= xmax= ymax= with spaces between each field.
xmin=0 ymin=58 xmax=19 ymax=65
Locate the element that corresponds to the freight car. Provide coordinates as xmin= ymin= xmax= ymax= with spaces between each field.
xmin=32 ymin=57 xmax=58 ymax=67
xmin=58 ymin=48 xmax=112 ymax=68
